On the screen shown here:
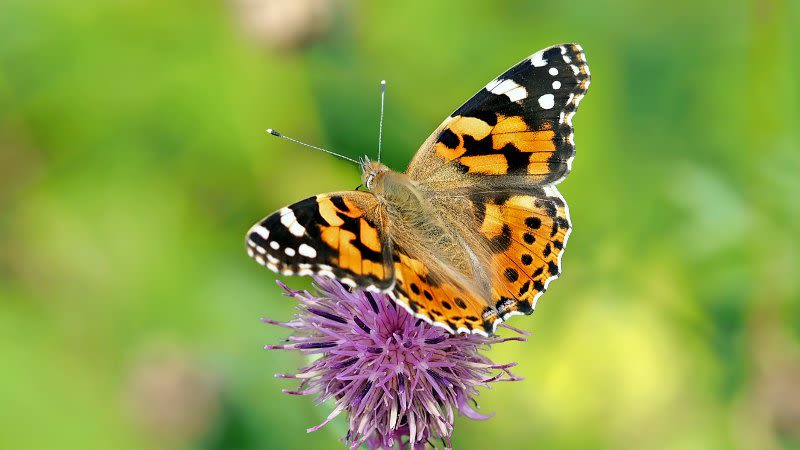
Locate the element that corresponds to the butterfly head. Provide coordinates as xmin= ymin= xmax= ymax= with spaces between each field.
xmin=360 ymin=157 xmax=390 ymax=191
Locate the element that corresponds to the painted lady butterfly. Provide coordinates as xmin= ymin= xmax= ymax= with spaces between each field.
xmin=247 ymin=44 xmax=590 ymax=336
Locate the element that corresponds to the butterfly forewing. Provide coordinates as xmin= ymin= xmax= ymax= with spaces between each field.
xmin=407 ymin=43 xmax=589 ymax=185
xmin=246 ymin=192 xmax=394 ymax=290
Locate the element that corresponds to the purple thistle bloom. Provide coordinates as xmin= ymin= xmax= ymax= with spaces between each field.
xmin=263 ymin=277 xmax=526 ymax=449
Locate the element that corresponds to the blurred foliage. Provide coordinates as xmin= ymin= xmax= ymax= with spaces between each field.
xmin=1 ymin=0 xmax=799 ymax=449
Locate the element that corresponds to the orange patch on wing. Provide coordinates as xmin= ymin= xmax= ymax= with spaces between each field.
xmin=527 ymin=149 xmax=553 ymax=167
xmin=435 ymin=143 xmax=466 ymax=161
xmin=336 ymin=229 xmax=362 ymax=274
xmin=320 ymin=225 xmax=340 ymax=249
xmin=527 ymin=159 xmax=559 ymax=176
xmin=459 ymin=154 xmax=508 ymax=174
xmin=361 ymin=258 xmax=385 ymax=279
xmin=494 ymin=130 xmax=556 ymax=153
xmin=493 ymin=115 xmax=529 ymax=134
xmin=320 ymin=226 xmax=373 ymax=276
xmin=479 ymin=203 xmax=504 ymax=236
xmin=359 ymin=218 xmax=381 ymax=252
xmin=317 ymin=197 xmax=344 ymax=226
xmin=339 ymin=197 xmax=366 ymax=218
xmin=449 ymin=115 xmax=493 ymax=140
xmin=492 ymin=115 xmax=556 ymax=152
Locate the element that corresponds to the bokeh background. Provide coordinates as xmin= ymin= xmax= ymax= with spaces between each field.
xmin=1 ymin=0 xmax=799 ymax=449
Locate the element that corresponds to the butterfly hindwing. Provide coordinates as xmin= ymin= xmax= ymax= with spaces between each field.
xmin=471 ymin=187 xmax=571 ymax=320
xmin=407 ymin=43 xmax=589 ymax=185
xmin=389 ymin=245 xmax=498 ymax=335
xmin=246 ymin=192 xmax=394 ymax=290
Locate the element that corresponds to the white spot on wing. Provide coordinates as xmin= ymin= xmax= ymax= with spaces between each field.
xmin=284 ymin=247 xmax=296 ymax=257
xmin=530 ymin=51 xmax=547 ymax=67
xmin=549 ymin=67 xmax=558 ymax=76
xmin=486 ymin=78 xmax=527 ymax=102
xmin=270 ymin=241 xmax=279 ymax=250
xmin=279 ymin=207 xmax=306 ymax=237
xmin=298 ymin=243 xmax=317 ymax=258
xmin=552 ymin=80 xmax=561 ymax=89
xmin=538 ymin=94 xmax=555 ymax=109
xmin=251 ymin=225 xmax=270 ymax=241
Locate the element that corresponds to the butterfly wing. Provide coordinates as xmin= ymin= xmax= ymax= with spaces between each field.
xmin=246 ymin=192 xmax=394 ymax=290
xmin=406 ymin=43 xmax=589 ymax=185
xmin=467 ymin=187 xmax=571 ymax=320
xmin=389 ymin=241 xmax=499 ymax=336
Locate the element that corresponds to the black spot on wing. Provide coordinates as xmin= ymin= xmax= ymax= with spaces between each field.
xmin=525 ymin=217 xmax=541 ymax=229
xmin=518 ymin=280 xmax=531 ymax=296
xmin=461 ymin=133 xmax=495 ymax=156
xmin=500 ymin=143 xmax=533 ymax=176
xmin=548 ymin=261 xmax=560 ymax=276
xmin=515 ymin=299 xmax=533 ymax=315
xmin=437 ymin=128 xmax=460 ymax=149
xmin=504 ymin=267 xmax=519 ymax=282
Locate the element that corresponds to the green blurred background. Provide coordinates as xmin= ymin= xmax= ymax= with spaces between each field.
xmin=1 ymin=0 xmax=799 ymax=449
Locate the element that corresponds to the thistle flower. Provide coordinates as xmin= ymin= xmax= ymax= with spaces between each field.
xmin=263 ymin=277 xmax=526 ymax=449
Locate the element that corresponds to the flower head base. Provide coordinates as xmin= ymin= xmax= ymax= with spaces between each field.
xmin=264 ymin=277 xmax=526 ymax=449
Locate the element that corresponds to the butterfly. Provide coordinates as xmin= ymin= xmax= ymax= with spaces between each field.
xmin=247 ymin=44 xmax=590 ymax=336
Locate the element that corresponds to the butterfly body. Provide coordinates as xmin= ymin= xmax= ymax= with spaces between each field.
xmin=248 ymin=44 xmax=590 ymax=335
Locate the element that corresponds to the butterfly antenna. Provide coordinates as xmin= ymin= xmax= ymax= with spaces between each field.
xmin=377 ymin=80 xmax=386 ymax=163
xmin=265 ymin=129 xmax=359 ymax=165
